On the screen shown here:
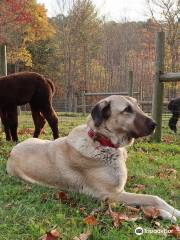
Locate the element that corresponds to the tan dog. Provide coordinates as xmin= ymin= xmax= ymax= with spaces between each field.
xmin=7 ymin=95 xmax=180 ymax=222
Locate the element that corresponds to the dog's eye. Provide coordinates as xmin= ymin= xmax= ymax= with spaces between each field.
xmin=123 ymin=105 xmax=133 ymax=113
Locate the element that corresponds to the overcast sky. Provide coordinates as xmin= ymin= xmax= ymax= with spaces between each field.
xmin=37 ymin=0 xmax=149 ymax=21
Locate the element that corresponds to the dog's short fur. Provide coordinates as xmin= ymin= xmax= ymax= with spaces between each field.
xmin=0 ymin=72 xmax=59 ymax=141
xmin=7 ymin=95 xmax=180 ymax=222
xmin=168 ymin=97 xmax=180 ymax=133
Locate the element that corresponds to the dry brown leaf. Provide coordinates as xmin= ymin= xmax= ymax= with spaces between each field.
xmin=53 ymin=191 xmax=69 ymax=202
xmin=23 ymin=185 xmax=32 ymax=192
xmin=50 ymin=229 xmax=60 ymax=238
xmin=90 ymin=207 xmax=106 ymax=216
xmin=157 ymin=168 xmax=177 ymax=179
xmin=108 ymin=207 xmax=139 ymax=228
xmin=40 ymin=229 xmax=60 ymax=240
xmin=132 ymin=184 xmax=145 ymax=192
xmin=73 ymin=231 xmax=91 ymax=240
xmin=125 ymin=205 xmax=140 ymax=213
xmin=18 ymin=128 xmax=46 ymax=135
xmin=79 ymin=207 xmax=86 ymax=213
xmin=83 ymin=215 xmax=97 ymax=226
xmin=53 ymin=191 xmax=76 ymax=207
xmin=40 ymin=193 xmax=48 ymax=203
xmin=153 ymin=221 xmax=161 ymax=227
xmin=166 ymin=168 xmax=177 ymax=175
xmin=162 ymin=135 xmax=174 ymax=143
xmin=168 ymin=225 xmax=180 ymax=239
xmin=149 ymin=156 xmax=156 ymax=162
xmin=141 ymin=206 xmax=160 ymax=219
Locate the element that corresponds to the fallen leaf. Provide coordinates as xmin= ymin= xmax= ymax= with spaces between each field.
xmin=132 ymin=184 xmax=145 ymax=192
xmin=141 ymin=207 xmax=160 ymax=219
xmin=79 ymin=207 xmax=86 ymax=213
xmin=149 ymin=156 xmax=156 ymax=162
xmin=53 ymin=191 xmax=76 ymax=207
xmin=158 ymin=172 xmax=166 ymax=179
xmin=125 ymin=205 xmax=140 ymax=213
xmin=18 ymin=128 xmax=34 ymax=135
xmin=90 ymin=207 xmax=105 ymax=216
xmin=40 ymin=229 xmax=60 ymax=240
xmin=40 ymin=193 xmax=48 ymax=203
xmin=108 ymin=207 xmax=139 ymax=228
xmin=54 ymin=191 xmax=69 ymax=202
xmin=162 ymin=135 xmax=174 ymax=143
xmin=22 ymin=184 xmax=32 ymax=192
xmin=73 ymin=231 xmax=91 ymax=240
xmin=157 ymin=168 xmax=177 ymax=179
xmin=166 ymin=168 xmax=177 ymax=175
xmin=153 ymin=221 xmax=161 ymax=227
xmin=50 ymin=230 xmax=60 ymax=238
xmin=168 ymin=225 xmax=180 ymax=238
xmin=83 ymin=215 xmax=97 ymax=226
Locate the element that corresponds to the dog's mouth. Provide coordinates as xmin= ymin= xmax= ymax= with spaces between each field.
xmin=129 ymin=125 xmax=157 ymax=139
xmin=128 ymin=115 xmax=157 ymax=139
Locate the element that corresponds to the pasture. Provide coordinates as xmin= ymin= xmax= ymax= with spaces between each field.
xmin=0 ymin=113 xmax=179 ymax=240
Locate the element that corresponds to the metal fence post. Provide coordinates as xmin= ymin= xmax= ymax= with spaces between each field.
xmin=128 ymin=70 xmax=133 ymax=97
xmin=152 ymin=32 xmax=165 ymax=142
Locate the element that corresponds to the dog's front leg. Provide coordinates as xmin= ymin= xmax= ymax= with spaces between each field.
xmin=117 ymin=191 xmax=180 ymax=221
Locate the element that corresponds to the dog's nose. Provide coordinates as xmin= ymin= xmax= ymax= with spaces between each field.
xmin=151 ymin=121 xmax=157 ymax=129
xmin=146 ymin=118 xmax=157 ymax=132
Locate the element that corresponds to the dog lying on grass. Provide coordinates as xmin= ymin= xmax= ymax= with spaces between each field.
xmin=7 ymin=95 xmax=180 ymax=222
xmin=168 ymin=97 xmax=180 ymax=133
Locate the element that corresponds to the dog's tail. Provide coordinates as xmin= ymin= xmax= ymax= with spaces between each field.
xmin=46 ymin=78 xmax=56 ymax=96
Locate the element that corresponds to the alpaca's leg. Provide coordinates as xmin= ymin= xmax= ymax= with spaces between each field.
xmin=41 ymin=104 xmax=59 ymax=139
xmin=6 ymin=107 xmax=18 ymax=142
xmin=30 ymin=104 xmax=46 ymax=138
xmin=0 ymin=109 xmax=11 ymax=141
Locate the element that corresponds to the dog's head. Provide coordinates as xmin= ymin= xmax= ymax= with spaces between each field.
xmin=87 ymin=95 xmax=156 ymax=147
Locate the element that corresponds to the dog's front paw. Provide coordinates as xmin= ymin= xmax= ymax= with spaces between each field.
xmin=174 ymin=208 xmax=180 ymax=218
xmin=158 ymin=209 xmax=177 ymax=223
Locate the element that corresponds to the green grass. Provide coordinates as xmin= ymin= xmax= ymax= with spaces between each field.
xmin=0 ymin=114 xmax=179 ymax=240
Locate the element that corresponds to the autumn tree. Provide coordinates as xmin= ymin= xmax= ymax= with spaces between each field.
xmin=55 ymin=0 xmax=102 ymax=111
xmin=147 ymin=0 xmax=180 ymax=71
xmin=0 ymin=0 xmax=54 ymax=70
xmin=147 ymin=0 xmax=180 ymax=96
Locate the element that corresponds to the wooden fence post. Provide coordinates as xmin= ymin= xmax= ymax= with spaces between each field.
xmin=152 ymin=32 xmax=165 ymax=142
xmin=128 ymin=71 xmax=133 ymax=97
xmin=74 ymin=95 xmax=78 ymax=112
xmin=0 ymin=44 xmax=7 ymax=76
xmin=82 ymin=91 xmax=86 ymax=115
xmin=0 ymin=44 xmax=7 ymax=132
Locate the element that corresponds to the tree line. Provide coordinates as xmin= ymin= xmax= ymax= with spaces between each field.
xmin=1 ymin=0 xmax=180 ymax=111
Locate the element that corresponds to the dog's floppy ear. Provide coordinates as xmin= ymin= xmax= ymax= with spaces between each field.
xmin=91 ymin=100 xmax=111 ymax=127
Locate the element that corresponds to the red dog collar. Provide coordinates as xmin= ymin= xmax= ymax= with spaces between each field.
xmin=88 ymin=128 xmax=118 ymax=148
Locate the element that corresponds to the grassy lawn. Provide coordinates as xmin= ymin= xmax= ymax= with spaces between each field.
xmin=0 ymin=113 xmax=179 ymax=240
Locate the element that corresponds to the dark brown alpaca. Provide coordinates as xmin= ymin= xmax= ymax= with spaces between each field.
xmin=0 ymin=72 xmax=59 ymax=141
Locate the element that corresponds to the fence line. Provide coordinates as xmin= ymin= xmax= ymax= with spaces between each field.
xmin=152 ymin=32 xmax=180 ymax=142
xmin=81 ymin=71 xmax=138 ymax=114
